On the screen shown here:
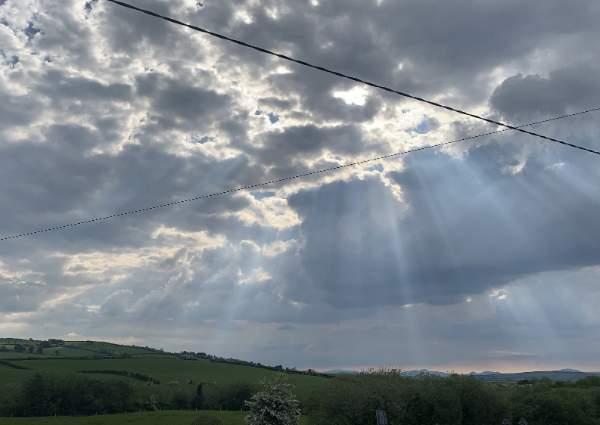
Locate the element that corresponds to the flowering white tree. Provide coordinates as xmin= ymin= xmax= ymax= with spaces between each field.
xmin=244 ymin=372 xmax=301 ymax=425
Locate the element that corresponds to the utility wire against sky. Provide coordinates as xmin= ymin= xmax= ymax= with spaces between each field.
xmin=108 ymin=0 xmax=600 ymax=156
xmin=1 ymin=107 xmax=599 ymax=242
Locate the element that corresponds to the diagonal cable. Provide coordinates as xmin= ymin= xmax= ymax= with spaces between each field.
xmin=2 ymin=106 xmax=599 ymax=242
xmin=107 ymin=0 xmax=600 ymax=156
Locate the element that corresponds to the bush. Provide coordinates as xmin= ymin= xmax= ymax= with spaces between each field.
xmin=13 ymin=344 xmax=26 ymax=353
xmin=576 ymin=376 xmax=600 ymax=389
xmin=202 ymin=381 xmax=257 ymax=411
xmin=244 ymin=372 xmax=300 ymax=425
xmin=190 ymin=412 xmax=223 ymax=425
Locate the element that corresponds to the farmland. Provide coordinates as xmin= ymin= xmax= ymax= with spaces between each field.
xmin=0 ymin=358 xmax=326 ymax=401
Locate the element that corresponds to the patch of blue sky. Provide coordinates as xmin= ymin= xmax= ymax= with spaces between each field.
xmin=190 ymin=135 xmax=215 ymax=144
xmin=250 ymin=191 xmax=276 ymax=200
xmin=254 ymin=110 xmax=280 ymax=124
xmin=1 ymin=51 xmax=19 ymax=68
xmin=84 ymin=0 xmax=98 ymax=12
xmin=409 ymin=117 xmax=429 ymax=134
xmin=366 ymin=164 xmax=383 ymax=172
xmin=23 ymin=22 xmax=41 ymax=39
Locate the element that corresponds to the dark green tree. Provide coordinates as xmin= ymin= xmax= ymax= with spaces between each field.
xmin=192 ymin=382 xmax=204 ymax=409
xmin=19 ymin=372 xmax=54 ymax=416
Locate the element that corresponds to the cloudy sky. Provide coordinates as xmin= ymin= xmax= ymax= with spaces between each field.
xmin=1 ymin=0 xmax=600 ymax=373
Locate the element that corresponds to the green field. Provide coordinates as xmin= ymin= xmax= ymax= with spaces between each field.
xmin=64 ymin=341 xmax=163 ymax=356
xmin=0 ymin=365 xmax=35 ymax=382
xmin=0 ymin=411 xmax=310 ymax=424
xmin=0 ymin=340 xmax=162 ymax=360
xmin=1 ymin=358 xmax=326 ymax=399
xmin=0 ymin=352 xmax=47 ymax=359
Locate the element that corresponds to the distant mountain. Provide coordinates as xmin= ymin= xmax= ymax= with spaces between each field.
xmin=323 ymin=368 xmax=600 ymax=382
xmin=401 ymin=369 xmax=450 ymax=377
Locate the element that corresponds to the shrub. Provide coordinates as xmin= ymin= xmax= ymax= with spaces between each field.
xmin=244 ymin=372 xmax=300 ymax=425
xmin=202 ymin=381 xmax=257 ymax=411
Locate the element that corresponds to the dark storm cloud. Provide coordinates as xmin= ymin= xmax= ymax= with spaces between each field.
xmin=102 ymin=0 xmax=189 ymax=55
xmin=191 ymin=0 xmax=600 ymax=110
xmin=37 ymin=70 xmax=133 ymax=104
xmin=281 ymin=142 xmax=600 ymax=309
xmin=135 ymin=72 xmax=231 ymax=131
xmin=490 ymin=65 xmax=600 ymax=123
xmin=256 ymin=124 xmax=364 ymax=163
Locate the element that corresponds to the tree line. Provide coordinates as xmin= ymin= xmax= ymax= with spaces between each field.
xmin=77 ymin=370 xmax=160 ymax=385
xmin=305 ymin=369 xmax=600 ymax=425
xmin=0 ymin=372 xmax=258 ymax=417
xmin=178 ymin=351 xmax=331 ymax=378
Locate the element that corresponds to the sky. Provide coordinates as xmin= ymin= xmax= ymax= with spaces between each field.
xmin=1 ymin=0 xmax=600 ymax=374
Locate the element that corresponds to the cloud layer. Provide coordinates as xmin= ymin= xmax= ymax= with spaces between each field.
xmin=0 ymin=0 xmax=599 ymax=372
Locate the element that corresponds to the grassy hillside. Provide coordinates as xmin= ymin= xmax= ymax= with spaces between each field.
xmin=0 ymin=339 xmax=164 ymax=360
xmin=1 ymin=357 xmax=326 ymax=401
xmin=0 ymin=338 xmax=330 ymax=406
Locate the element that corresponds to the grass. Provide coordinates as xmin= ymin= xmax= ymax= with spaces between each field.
xmin=65 ymin=342 xmax=162 ymax=356
xmin=9 ymin=358 xmax=326 ymax=397
xmin=0 ymin=357 xmax=328 ymax=401
xmin=0 ymin=411 xmax=310 ymax=424
xmin=0 ymin=343 xmax=163 ymax=360
xmin=0 ymin=352 xmax=46 ymax=359
xmin=0 ymin=364 xmax=35 ymax=382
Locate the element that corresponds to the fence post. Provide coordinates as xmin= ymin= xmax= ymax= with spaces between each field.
xmin=376 ymin=410 xmax=388 ymax=425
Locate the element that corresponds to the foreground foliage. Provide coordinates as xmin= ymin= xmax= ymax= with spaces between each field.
xmin=305 ymin=369 xmax=600 ymax=425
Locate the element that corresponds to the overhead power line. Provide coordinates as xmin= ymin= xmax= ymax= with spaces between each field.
xmin=2 ymin=106 xmax=599 ymax=242
xmin=107 ymin=0 xmax=600 ymax=156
